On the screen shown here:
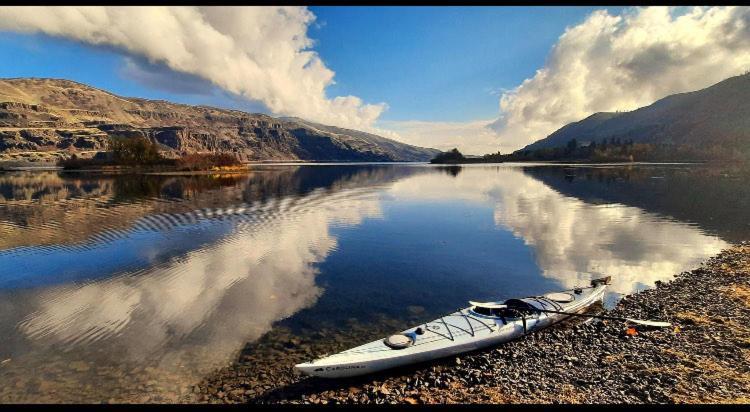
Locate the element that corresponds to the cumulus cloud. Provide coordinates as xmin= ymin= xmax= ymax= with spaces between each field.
xmin=3 ymin=6 xmax=749 ymax=151
xmin=0 ymin=6 xmax=386 ymax=130
xmin=490 ymin=6 xmax=750 ymax=150
xmin=388 ymin=7 xmax=750 ymax=154
xmin=382 ymin=6 xmax=750 ymax=155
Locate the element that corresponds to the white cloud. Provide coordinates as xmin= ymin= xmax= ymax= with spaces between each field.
xmin=490 ymin=6 xmax=750 ymax=150
xmin=3 ymin=6 xmax=749 ymax=153
xmin=0 ymin=6 xmax=386 ymax=130
xmin=378 ymin=119 xmax=502 ymax=156
xmin=382 ymin=6 xmax=750 ymax=155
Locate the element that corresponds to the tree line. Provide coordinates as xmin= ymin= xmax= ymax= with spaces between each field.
xmin=432 ymin=137 xmax=749 ymax=164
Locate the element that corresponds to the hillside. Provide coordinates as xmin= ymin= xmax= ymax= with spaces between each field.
xmin=0 ymin=78 xmax=439 ymax=163
xmin=520 ymin=73 xmax=750 ymax=156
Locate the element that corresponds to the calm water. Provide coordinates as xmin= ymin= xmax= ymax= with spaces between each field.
xmin=1 ymin=163 xmax=748 ymax=402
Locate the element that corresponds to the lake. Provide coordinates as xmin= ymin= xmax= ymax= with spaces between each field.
xmin=1 ymin=163 xmax=748 ymax=403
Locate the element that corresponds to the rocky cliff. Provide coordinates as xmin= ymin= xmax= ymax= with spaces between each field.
xmin=0 ymin=78 xmax=439 ymax=162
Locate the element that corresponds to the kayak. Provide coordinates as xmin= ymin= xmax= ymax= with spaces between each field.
xmin=295 ymin=276 xmax=610 ymax=378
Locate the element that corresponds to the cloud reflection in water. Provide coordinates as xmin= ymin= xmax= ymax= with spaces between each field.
xmin=388 ymin=166 xmax=729 ymax=298
xmin=0 ymin=164 xmax=734 ymax=402
xmin=1 ymin=184 xmax=384 ymax=401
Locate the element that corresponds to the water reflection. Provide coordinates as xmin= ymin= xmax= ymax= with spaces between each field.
xmin=435 ymin=165 xmax=462 ymax=177
xmin=523 ymin=165 xmax=750 ymax=243
xmin=387 ymin=165 xmax=730 ymax=299
xmin=0 ymin=163 xmax=745 ymax=403
xmin=490 ymin=171 xmax=728 ymax=298
xmin=0 ymin=166 xmax=421 ymax=402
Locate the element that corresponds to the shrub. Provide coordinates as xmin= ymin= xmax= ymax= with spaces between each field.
xmin=109 ymin=136 xmax=163 ymax=165
xmin=58 ymin=154 xmax=108 ymax=169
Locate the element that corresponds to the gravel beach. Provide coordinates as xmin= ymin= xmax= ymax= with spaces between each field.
xmin=186 ymin=242 xmax=750 ymax=404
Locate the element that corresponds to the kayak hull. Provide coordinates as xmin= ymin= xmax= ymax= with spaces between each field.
xmin=295 ymin=329 xmax=519 ymax=378
xmin=296 ymin=278 xmax=608 ymax=378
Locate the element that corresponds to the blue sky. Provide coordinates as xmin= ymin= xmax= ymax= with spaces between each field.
xmin=1 ymin=6 xmax=741 ymax=154
xmin=308 ymin=6 xmax=609 ymax=122
xmin=0 ymin=6 xmax=610 ymax=123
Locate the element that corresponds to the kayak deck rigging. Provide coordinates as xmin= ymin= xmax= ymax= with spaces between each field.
xmin=422 ymin=310 xmax=495 ymax=341
xmin=296 ymin=276 xmax=611 ymax=377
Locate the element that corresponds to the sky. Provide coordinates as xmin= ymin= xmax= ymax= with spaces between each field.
xmin=0 ymin=6 xmax=749 ymax=154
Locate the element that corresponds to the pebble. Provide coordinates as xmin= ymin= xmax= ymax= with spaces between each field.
xmin=190 ymin=242 xmax=750 ymax=405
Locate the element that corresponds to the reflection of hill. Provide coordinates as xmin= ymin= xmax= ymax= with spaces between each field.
xmin=0 ymin=165 xmax=427 ymax=250
xmin=0 ymin=164 xmax=431 ymax=402
xmin=242 ymin=164 xmax=425 ymax=200
xmin=522 ymin=165 xmax=750 ymax=243
xmin=0 ymin=172 xmax=245 ymax=250
xmin=0 ymin=177 xmax=386 ymax=402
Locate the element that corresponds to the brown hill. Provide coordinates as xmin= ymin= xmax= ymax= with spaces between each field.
xmin=0 ymin=78 xmax=439 ymax=162
xmin=521 ymin=72 xmax=750 ymax=157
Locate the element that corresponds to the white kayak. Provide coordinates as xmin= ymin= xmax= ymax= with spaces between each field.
xmin=295 ymin=276 xmax=610 ymax=378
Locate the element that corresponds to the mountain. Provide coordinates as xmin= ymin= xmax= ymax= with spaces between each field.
xmin=0 ymin=78 xmax=439 ymax=162
xmin=279 ymin=117 xmax=440 ymax=163
xmin=521 ymin=73 xmax=750 ymax=154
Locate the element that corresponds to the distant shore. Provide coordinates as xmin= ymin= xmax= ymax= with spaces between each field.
xmin=0 ymin=159 xmax=428 ymax=172
xmin=430 ymin=157 xmax=712 ymax=165
xmin=185 ymin=242 xmax=750 ymax=404
xmin=0 ymin=158 xmax=713 ymax=172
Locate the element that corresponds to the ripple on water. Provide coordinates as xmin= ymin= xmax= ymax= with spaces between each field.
xmin=0 ymin=173 xmax=390 ymax=402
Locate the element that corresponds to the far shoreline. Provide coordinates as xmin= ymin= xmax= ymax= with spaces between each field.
xmin=430 ymin=158 xmax=710 ymax=166
xmin=0 ymin=159 xmax=723 ymax=173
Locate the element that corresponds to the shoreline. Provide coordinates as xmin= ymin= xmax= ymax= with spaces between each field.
xmin=0 ymin=160 xmax=723 ymax=173
xmin=430 ymin=159 xmax=712 ymax=165
xmin=187 ymin=242 xmax=750 ymax=404
xmin=0 ymin=161 xmax=420 ymax=172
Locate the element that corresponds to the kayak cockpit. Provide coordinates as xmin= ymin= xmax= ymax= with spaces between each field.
xmin=469 ymin=298 xmax=534 ymax=319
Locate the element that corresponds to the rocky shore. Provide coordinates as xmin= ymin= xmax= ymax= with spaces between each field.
xmin=186 ymin=243 xmax=750 ymax=404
